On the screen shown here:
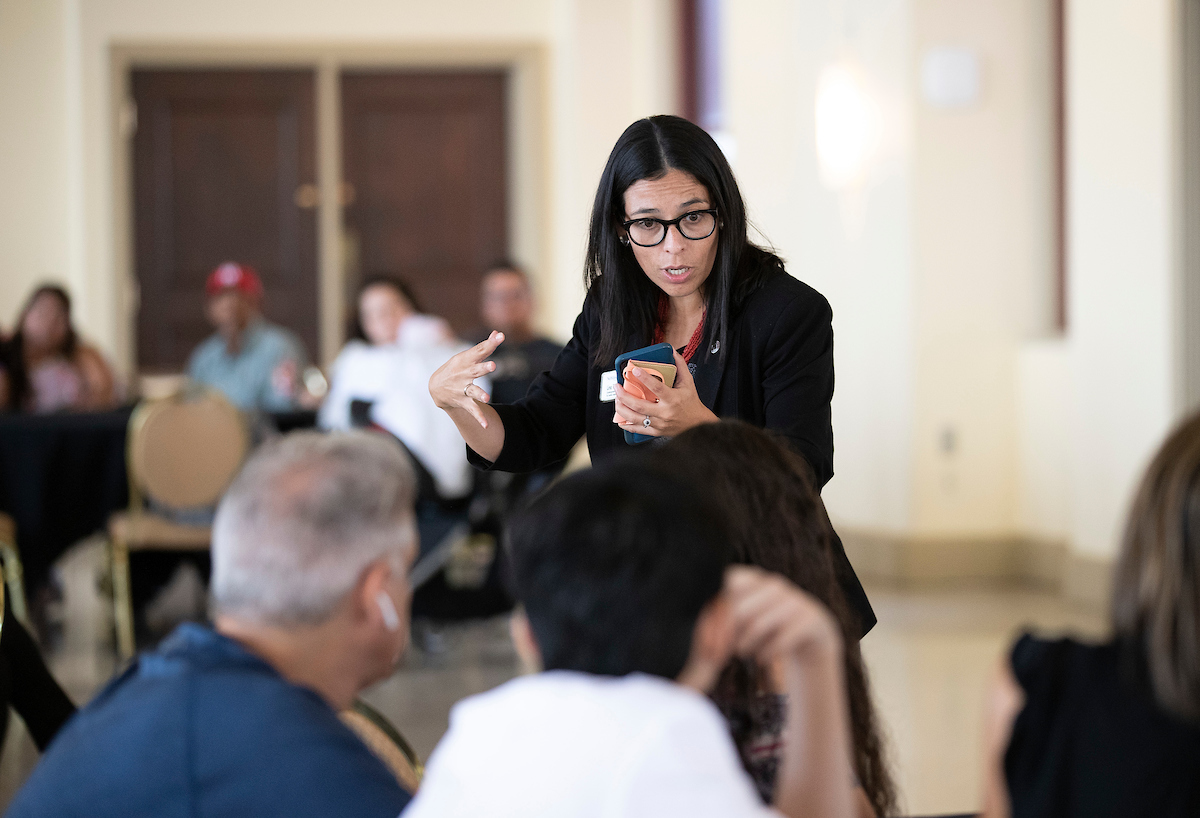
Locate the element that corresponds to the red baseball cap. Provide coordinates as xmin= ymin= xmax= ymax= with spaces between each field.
xmin=206 ymin=262 xmax=264 ymax=299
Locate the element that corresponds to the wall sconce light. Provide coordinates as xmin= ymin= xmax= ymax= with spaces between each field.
xmin=815 ymin=63 xmax=879 ymax=190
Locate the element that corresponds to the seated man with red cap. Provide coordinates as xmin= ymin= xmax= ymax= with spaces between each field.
xmin=187 ymin=262 xmax=309 ymax=411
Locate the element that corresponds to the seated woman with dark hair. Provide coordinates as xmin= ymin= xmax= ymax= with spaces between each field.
xmin=0 ymin=285 xmax=117 ymax=413
xmin=980 ymin=412 xmax=1200 ymax=818
xmin=319 ymin=275 xmax=482 ymax=500
xmin=656 ymin=421 xmax=896 ymax=818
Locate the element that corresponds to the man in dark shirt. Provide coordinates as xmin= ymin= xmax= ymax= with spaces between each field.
xmin=476 ymin=263 xmax=563 ymax=405
xmin=9 ymin=432 xmax=417 ymax=818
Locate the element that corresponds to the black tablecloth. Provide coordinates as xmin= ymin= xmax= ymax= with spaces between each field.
xmin=0 ymin=408 xmax=133 ymax=594
xmin=0 ymin=407 xmax=320 ymax=595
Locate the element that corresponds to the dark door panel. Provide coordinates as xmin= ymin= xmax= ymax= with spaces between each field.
xmin=132 ymin=70 xmax=318 ymax=371
xmin=341 ymin=72 xmax=507 ymax=335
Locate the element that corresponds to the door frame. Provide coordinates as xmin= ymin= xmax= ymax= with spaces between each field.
xmin=111 ymin=43 xmax=548 ymax=369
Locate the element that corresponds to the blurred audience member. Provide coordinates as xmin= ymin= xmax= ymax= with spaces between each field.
xmin=406 ymin=457 xmax=858 ymax=818
xmin=186 ymin=262 xmax=308 ymax=411
xmin=320 ymin=275 xmax=484 ymax=500
xmin=8 ymin=431 xmax=417 ymax=818
xmin=660 ymin=422 xmax=895 ymax=817
xmin=0 ymin=285 xmax=117 ymax=413
xmin=981 ymin=412 xmax=1200 ymax=818
xmin=353 ymin=275 xmax=453 ymax=351
xmin=474 ymin=262 xmax=562 ymax=405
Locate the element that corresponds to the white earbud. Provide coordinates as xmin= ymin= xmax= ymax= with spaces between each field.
xmin=376 ymin=591 xmax=401 ymax=632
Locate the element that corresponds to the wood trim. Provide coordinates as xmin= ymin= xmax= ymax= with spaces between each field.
xmin=1052 ymin=0 xmax=1067 ymax=331
xmin=678 ymin=0 xmax=699 ymax=124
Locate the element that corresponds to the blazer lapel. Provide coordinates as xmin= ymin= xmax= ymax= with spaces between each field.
xmin=691 ymin=339 xmax=728 ymax=410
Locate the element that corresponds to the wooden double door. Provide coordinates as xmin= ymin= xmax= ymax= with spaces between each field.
xmin=132 ymin=69 xmax=507 ymax=370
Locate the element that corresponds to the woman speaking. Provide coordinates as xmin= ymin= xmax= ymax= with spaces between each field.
xmin=430 ymin=115 xmax=873 ymax=633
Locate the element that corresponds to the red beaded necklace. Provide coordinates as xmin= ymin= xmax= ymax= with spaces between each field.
xmin=652 ymin=295 xmax=706 ymax=362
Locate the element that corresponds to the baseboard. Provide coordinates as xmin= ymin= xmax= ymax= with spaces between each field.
xmin=839 ymin=528 xmax=1111 ymax=608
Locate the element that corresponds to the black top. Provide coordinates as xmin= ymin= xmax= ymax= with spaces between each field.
xmin=470 ymin=269 xmax=876 ymax=637
xmin=473 ymin=269 xmax=835 ymax=486
xmin=1006 ymin=633 xmax=1200 ymax=818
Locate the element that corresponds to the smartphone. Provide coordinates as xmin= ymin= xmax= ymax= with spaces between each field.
xmin=614 ymin=342 xmax=676 ymax=445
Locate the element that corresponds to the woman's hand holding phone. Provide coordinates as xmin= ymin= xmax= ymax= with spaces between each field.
xmin=613 ymin=349 xmax=719 ymax=437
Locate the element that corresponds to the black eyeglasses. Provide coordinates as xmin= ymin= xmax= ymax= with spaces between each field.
xmin=621 ymin=209 xmax=719 ymax=247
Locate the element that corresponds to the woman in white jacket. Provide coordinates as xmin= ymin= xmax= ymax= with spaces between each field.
xmin=319 ymin=276 xmax=488 ymax=499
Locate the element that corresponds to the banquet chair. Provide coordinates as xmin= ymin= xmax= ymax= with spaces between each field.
xmin=340 ymin=699 xmax=423 ymax=795
xmin=108 ymin=388 xmax=248 ymax=660
xmin=0 ymin=512 xmax=28 ymax=625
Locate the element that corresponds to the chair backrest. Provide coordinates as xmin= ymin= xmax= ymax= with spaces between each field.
xmin=340 ymin=699 xmax=423 ymax=795
xmin=127 ymin=388 xmax=249 ymax=510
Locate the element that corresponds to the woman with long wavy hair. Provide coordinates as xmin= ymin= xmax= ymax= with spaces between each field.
xmin=657 ymin=421 xmax=896 ymax=818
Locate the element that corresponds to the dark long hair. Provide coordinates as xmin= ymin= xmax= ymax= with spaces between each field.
xmin=348 ymin=274 xmax=422 ymax=342
xmin=1 ymin=285 xmax=78 ymax=411
xmin=1112 ymin=410 xmax=1200 ymax=721
xmin=585 ymin=116 xmax=783 ymax=367
xmin=657 ymin=422 xmax=896 ymax=816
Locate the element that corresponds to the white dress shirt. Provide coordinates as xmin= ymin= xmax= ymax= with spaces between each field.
xmin=403 ymin=671 xmax=779 ymax=818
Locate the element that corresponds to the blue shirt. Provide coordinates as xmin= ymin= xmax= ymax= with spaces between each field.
xmin=8 ymin=624 xmax=410 ymax=818
xmin=186 ymin=320 xmax=308 ymax=411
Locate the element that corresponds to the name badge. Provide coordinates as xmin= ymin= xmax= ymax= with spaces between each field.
xmin=599 ymin=370 xmax=617 ymax=403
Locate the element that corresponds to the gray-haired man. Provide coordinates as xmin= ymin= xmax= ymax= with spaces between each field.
xmin=10 ymin=432 xmax=416 ymax=818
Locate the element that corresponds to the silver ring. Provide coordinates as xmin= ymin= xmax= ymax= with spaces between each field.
xmin=642 ymin=416 xmax=652 ymax=428
xmin=464 ymin=384 xmax=471 ymax=397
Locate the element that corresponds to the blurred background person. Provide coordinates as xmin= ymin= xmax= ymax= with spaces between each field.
xmin=0 ymin=285 xmax=117 ymax=413
xmin=320 ymin=275 xmax=484 ymax=502
xmin=186 ymin=262 xmax=309 ymax=412
xmin=980 ymin=411 xmax=1200 ymax=818
xmin=473 ymin=262 xmax=562 ymax=406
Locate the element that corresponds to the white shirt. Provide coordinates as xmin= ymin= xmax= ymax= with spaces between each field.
xmin=318 ymin=335 xmax=488 ymax=499
xmin=403 ymin=671 xmax=779 ymax=818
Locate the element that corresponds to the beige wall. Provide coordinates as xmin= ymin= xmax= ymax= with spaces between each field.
xmin=910 ymin=0 xmax=1055 ymax=537
xmin=726 ymin=0 xmax=1057 ymax=541
xmin=1064 ymin=0 xmax=1181 ymax=558
xmin=727 ymin=0 xmax=918 ymax=533
xmin=0 ymin=0 xmax=74 ymax=324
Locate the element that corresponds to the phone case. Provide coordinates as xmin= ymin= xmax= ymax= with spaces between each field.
xmin=614 ymin=342 xmax=676 ymax=445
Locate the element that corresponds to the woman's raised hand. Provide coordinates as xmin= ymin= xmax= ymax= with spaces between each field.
xmin=429 ymin=331 xmax=503 ymax=429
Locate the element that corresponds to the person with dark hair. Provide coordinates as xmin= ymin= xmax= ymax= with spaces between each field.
xmin=430 ymin=115 xmax=873 ymax=633
xmin=405 ymin=456 xmax=860 ymax=818
xmin=320 ymin=275 xmax=483 ymax=500
xmin=186 ymin=262 xmax=309 ymax=412
xmin=472 ymin=262 xmax=563 ymax=406
xmin=0 ymin=284 xmax=117 ymax=412
xmin=658 ymin=422 xmax=895 ymax=817
xmin=979 ymin=412 xmax=1200 ymax=818
xmin=349 ymin=275 xmax=454 ymax=350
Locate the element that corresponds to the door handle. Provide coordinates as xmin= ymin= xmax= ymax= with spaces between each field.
xmin=294 ymin=183 xmax=319 ymax=209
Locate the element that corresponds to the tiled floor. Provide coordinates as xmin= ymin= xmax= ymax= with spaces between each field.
xmin=0 ymin=541 xmax=1107 ymax=816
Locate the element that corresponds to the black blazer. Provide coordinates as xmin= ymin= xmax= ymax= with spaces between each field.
xmin=473 ymin=268 xmax=876 ymax=636
xmin=477 ymin=271 xmax=834 ymax=483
